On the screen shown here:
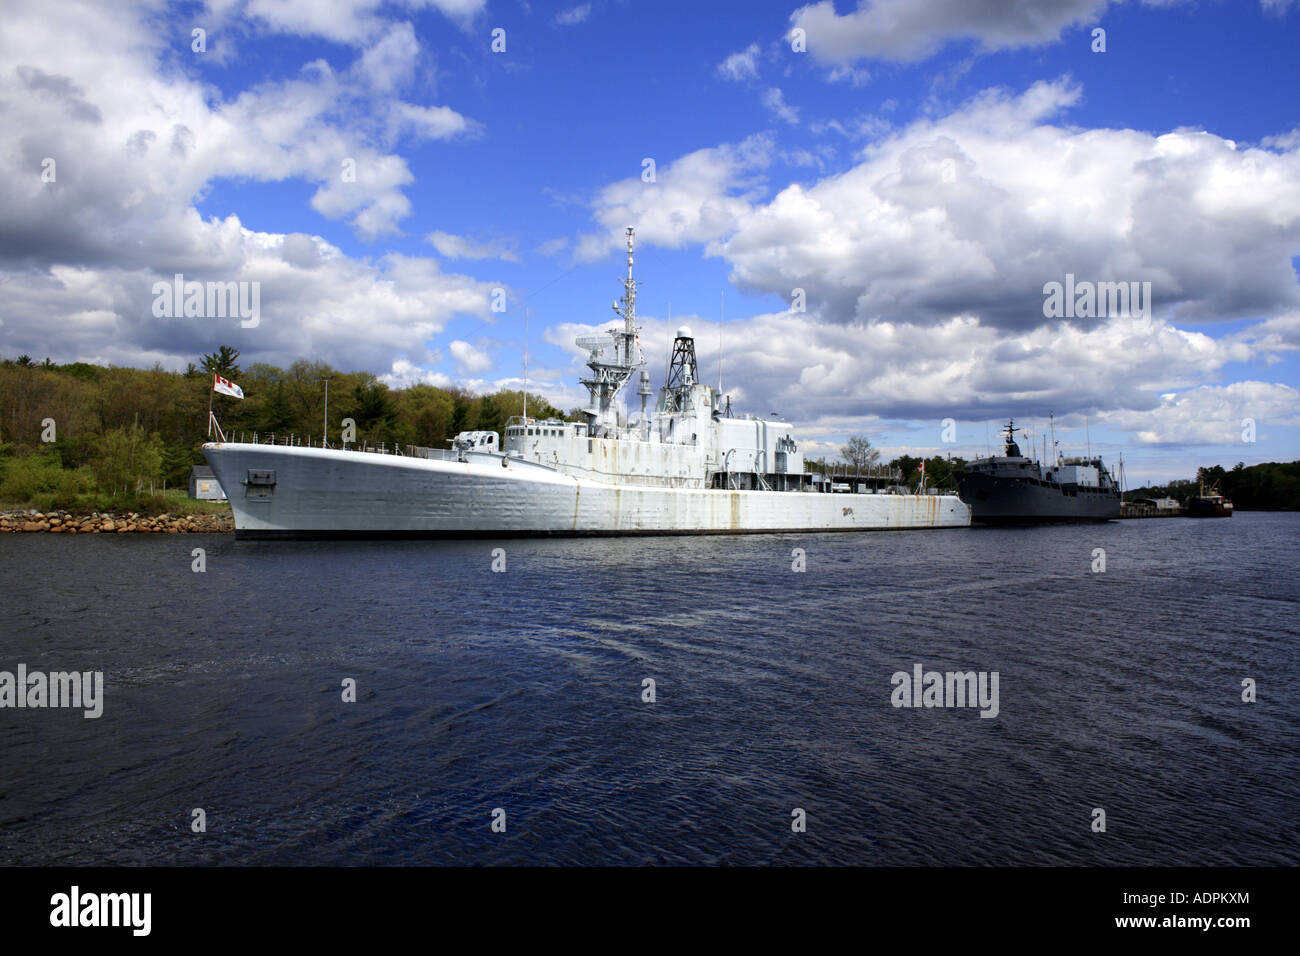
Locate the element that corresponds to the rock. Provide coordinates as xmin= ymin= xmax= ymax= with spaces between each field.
xmin=21 ymin=521 xmax=42 ymax=532
xmin=101 ymin=520 xmax=115 ymax=532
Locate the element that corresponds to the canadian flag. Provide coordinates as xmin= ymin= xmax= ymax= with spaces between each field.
xmin=213 ymin=374 xmax=244 ymax=400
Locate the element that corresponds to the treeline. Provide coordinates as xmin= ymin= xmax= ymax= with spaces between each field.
xmin=0 ymin=348 xmax=570 ymax=507
xmin=1130 ymin=461 xmax=1300 ymax=511
xmin=806 ymin=453 xmax=967 ymax=490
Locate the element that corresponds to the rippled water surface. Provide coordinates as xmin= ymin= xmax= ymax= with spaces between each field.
xmin=2 ymin=513 xmax=1297 ymax=865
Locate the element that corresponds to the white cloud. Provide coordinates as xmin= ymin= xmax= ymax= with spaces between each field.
xmin=574 ymin=134 xmax=774 ymax=261
xmin=355 ymin=21 xmax=420 ymax=91
xmin=557 ymin=308 xmax=1291 ymax=441
xmin=789 ymin=0 xmax=1111 ymax=63
xmin=761 ymin=87 xmax=800 ymax=125
xmin=448 ymin=339 xmax=495 ymax=374
xmin=239 ymin=0 xmax=486 ymax=44
xmin=386 ymin=102 xmax=479 ymax=144
xmin=555 ymin=4 xmax=592 ymax=26
xmin=789 ymin=0 xmax=1295 ymax=65
xmin=0 ymin=230 xmax=500 ymax=373
xmin=381 ymin=358 xmax=455 ymax=389
xmin=427 ymin=231 xmax=520 ymax=262
xmin=577 ymin=79 xmax=1300 ymax=332
xmin=537 ymin=236 xmax=570 ymax=257
xmin=810 ymin=113 xmax=892 ymax=140
xmin=1105 ymin=382 xmax=1300 ymax=444
xmin=717 ymin=79 xmax=1300 ymax=329
xmin=0 ymin=0 xmax=479 ymax=246
xmin=717 ymin=43 xmax=760 ymax=82
xmin=827 ymin=65 xmax=871 ymax=87
xmin=0 ymin=0 xmax=496 ymax=371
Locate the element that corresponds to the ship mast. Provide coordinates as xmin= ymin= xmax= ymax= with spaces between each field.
xmin=620 ymin=226 xmax=637 ymax=339
xmin=577 ymin=226 xmax=644 ymax=435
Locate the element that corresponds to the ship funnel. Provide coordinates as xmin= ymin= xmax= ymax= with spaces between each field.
xmin=638 ymin=369 xmax=652 ymax=418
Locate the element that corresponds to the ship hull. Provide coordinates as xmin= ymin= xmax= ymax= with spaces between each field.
xmin=203 ymin=443 xmax=970 ymax=537
xmin=1185 ymin=498 xmax=1232 ymax=518
xmin=956 ymin=471 xmax=1119 ymax=524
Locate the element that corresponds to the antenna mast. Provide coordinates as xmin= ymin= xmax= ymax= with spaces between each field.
xmin=523 ymin=307 xmax=528 ymax=422
xmin=718 ymin=291 xmax=724 ymax=394
xmin=578 ymin=226 xmax=644 ymax=434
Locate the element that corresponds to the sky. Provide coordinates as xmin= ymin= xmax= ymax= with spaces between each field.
xmin=1 ymin=0 xmax=1299 ymax=484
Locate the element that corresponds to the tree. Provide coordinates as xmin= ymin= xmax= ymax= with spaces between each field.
xmin=353 ymin=380 xmax=397 ymax=431
xmin=890 ymin=455 xmax=921 ymax=484
xmin=449 ymin=391 xmax=473 ymax=435
xmin=259 ymin=383 xmax=295 ymax=433
xmin=92 ymin=425 xmax=163 ymax=496
xmin=921 ymin=456 xmax=965 ymax=490
xmin=475 ymin=395 xmax=505 ymax=435
xmin=841 ymin=435 xmax=880 ymax=471
xmin=200 ymin=346 xmax=241 ymax=377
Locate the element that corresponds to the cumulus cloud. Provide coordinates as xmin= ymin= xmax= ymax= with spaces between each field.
xmin=718 ymin=79 xmax=1300 ymax=330
xmin=0 ymin=231 xmax=499 ymax=372
xmin=543 ymin=308 xmax=1293 ymax=450
xmin=576 ymin=79 xmax=1300 ymax=333
xmin=0 ymin=0 xmax=494 ymax=371
xmin=789 ymin=0 xmax=1111 ymax=63
xmin=355 ymin=21 xmax=421 ymax=91
xmin=789 ymin=1 xmax=1295 ymax=65
xmin=574 ymin=134 xmax=774 ymax=260
xmin=1104 ymin=382 xmax=1300 ymax=444
xmin=447 ymin=339 xmax=495 ymax=374
xmin=2 ymin=4 xmax=480 ymax=247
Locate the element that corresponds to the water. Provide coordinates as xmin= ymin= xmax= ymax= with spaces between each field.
xmin=1 ymin=513 xmax=1297 ymax=865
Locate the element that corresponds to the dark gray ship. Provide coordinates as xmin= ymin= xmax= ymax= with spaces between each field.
xmin=957 ymin=420 xmax=1120 ymax=524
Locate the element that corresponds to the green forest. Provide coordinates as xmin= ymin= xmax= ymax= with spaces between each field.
xmin=1129 ymin=461 xmax=1300 ymax=510
xmin=0 ymin=347 xmax=568 ymax=512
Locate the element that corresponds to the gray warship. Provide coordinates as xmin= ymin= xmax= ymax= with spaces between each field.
xmin=956 ymin=420 xmax=1120 ymax=524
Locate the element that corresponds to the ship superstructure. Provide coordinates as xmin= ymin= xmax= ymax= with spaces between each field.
xmin=202 ymin=228 xmax=970 ymax=537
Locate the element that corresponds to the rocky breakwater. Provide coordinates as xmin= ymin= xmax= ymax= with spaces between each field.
xmin=0 ymin=510 xmax=233 ymax=534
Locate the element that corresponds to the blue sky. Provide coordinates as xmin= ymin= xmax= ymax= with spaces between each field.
xmin=2 ymin=0 xmax=1299 ymax=483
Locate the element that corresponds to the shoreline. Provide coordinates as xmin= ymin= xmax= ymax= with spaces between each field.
xmin=0 ymin=509 xmax=233 ymax=534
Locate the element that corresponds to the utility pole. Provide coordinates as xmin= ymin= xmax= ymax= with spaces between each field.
xmin=318 ymin=376 xmax=332 ymax=447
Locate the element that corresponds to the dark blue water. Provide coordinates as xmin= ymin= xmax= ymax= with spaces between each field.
xmin=2 ymin=513 xmax=1297 ymax=865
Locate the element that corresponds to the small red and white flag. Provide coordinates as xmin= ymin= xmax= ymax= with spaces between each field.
xmin=213 ymin=374 xmax=244 ymax=400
